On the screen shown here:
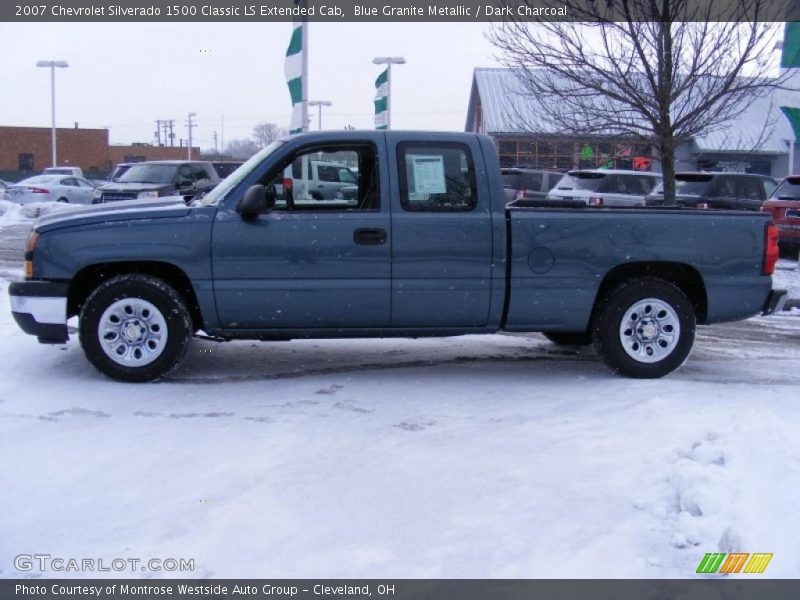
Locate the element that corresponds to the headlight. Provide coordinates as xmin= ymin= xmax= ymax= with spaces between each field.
xmin=92 ymin=189 xmax=102 ymax=199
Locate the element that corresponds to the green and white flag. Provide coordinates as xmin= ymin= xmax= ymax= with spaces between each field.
xmin=285 ymin=19 xmax=305 ymax=134
xmin=374 ymin=68 xmax=389 ymax=130
xmin=779 ymin=22 xmax=800 ymax=140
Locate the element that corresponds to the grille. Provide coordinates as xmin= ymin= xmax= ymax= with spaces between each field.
xmin=101 ymin=192 xmax=137 ymax=202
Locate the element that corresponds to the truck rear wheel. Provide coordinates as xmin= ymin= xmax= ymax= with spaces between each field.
xmin=79 ymin=275 xmax=192 ymax=382
xmin=592 ymin=278 xmax=695 ymax=378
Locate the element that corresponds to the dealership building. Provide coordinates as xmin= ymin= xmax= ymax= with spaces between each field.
xmin=0 ymin=125 xmax=199 ymax=180
xmin=465 ymin=68 xmax=800 ymax=177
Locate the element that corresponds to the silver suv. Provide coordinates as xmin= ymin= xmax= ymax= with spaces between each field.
xmin=547 ymin=169 xmax=662 ymax=207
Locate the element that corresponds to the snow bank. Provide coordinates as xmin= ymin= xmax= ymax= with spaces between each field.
xmin=0 ymin=262 xmax=798 ymax=579
xmin=0 ymin=200 xmax=81 ymax=227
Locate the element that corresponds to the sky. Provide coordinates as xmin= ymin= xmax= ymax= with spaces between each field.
xmin=0 ymin=22 xmax=502 ymax=150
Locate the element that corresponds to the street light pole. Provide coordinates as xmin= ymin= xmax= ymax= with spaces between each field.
xmin=36 ymin=60 xmax=69 ymax=167
xmin=372 ymin=56 xmax=406 ymax=130
xmin=308 ymin=100 xmax=332 ymax=131
xmin=186 ymin=112 xmax=197 ymax=160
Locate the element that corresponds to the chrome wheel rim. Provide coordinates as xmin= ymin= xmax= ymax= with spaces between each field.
xmin=98 ymin=298 xmax=168 ymax=367
xmin=619 ymin=298 xmax=680 ymax=363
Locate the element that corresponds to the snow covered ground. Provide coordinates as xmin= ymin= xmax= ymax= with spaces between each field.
xmin=0 ymin=212 xmax=799 ymax=579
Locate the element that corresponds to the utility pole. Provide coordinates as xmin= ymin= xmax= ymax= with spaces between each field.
xmin=167 ymin=120 xmax=175 ymax=146
xmin=213 ymin=131 xmax=219 ymax=157
xmin=186 ymin=112 xmax=197 ymax=160
xmin=155 ymin=120 xmax=162 ymax=145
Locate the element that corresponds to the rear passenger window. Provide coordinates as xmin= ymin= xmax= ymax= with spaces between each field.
xmin=742 ymin=178 xmax=763 ymax=200
xmin=711 ymin=177 xmax=736 ymax=198
xmin=521 ymin=172 xmax=543 ymax=191
xmin=398 ymin=142 xmax=477 ymax=212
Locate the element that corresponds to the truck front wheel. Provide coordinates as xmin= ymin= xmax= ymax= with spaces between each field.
xmin=592 ymin=278 xmax=695 ymax=378
xmin=79 ymin=275 xmax=192 ymax=382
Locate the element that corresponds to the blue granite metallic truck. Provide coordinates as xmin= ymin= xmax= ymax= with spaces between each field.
xmin=9 ymin=132 xmax=786 ymax=382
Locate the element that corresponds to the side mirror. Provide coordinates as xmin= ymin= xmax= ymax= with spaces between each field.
xmin=236 ymin=184 xmax=275 ymax=218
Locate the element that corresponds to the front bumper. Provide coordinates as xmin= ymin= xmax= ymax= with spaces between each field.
xmin=762 ymin=289 xmax=788 ymax=316
xmin=9 ymin=281 xmax=69 ymax=343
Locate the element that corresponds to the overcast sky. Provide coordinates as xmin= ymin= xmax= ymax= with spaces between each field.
xmin=0 ymin=23 xmax=502 ymax=149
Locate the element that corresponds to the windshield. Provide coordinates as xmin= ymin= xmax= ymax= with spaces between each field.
xmin=771 ymin=177 xmax=800 ymax=200
xmin=554 ymin=172 xmax=606 ymax=192
xmin=213 ymin=162 xmax=243 ymax=179
xmin=118 ymin=164 xmax=178 ymax=184
xmin=44 ymin=169 xmax=74 ymax=175
xmin=110 ymin=165 xmax=132 ymax=181
xmin=675 ymin=174 xmax=713 ymax=197
xmin=194 ymin=141 xmax=285 ymax=207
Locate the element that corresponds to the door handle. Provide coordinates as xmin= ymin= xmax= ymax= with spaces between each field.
xmin=354 ymin=228 xmax=387 ymax=245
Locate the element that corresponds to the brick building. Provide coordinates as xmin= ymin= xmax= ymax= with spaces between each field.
xmin=0 ymin=125 xmax=199 ymax=179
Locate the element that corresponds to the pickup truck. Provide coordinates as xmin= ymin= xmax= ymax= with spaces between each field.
xmin=9 ymin=131 xmax=787 ymax=382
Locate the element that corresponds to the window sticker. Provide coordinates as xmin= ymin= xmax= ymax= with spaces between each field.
xmin=411 ymin=155 xmax=447 ymax=195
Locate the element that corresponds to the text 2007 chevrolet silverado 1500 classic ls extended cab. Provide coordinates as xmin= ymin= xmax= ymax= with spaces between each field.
xmin=9 ymin=132 xmax=786 ymax=382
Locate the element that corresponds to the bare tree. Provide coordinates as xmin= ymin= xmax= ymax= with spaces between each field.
xmin=489 ymin=0 xmax=791 ymax=205
xmin=224 ymin=138 xmax=259 ymax=159
xmin=252 ymin=122 xmax=287 ymax=149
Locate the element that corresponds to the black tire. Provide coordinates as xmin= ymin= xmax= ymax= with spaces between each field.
xmin=543 ymin=331 xmax=592 ymax=346
xmin=56 ymin=197 xmax=68 ymax=203
xmin=79 ymin=275 xmax=192 ymax=382
xmin=592 ymin=278 xmax=695 ymax=378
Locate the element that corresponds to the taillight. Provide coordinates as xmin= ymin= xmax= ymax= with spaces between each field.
xmin=282 ymin=178 xmax=293 ymax=191
xmin=763 ymin=223 xmax=778 ymax=276
xmin=589 ymin=196 xmax=604 ymax=207
xmin=28 ymin=187 xmax=49 ymax=194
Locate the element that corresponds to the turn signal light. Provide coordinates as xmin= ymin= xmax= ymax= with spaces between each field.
xmin=24 ymin=232 xmax=38 ymax=279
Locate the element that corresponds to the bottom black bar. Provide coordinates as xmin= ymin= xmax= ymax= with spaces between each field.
xmin=2 ymin=580 xmax=800 ymax=600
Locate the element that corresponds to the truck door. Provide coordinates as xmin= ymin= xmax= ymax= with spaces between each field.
xmin=389 ymin=137 xmax=494 ymax=327
xmin=211 ymin=140 xmax=390 ymax=330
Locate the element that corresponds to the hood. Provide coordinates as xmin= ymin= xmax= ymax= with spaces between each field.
xmin=34 ymin=197 xmax=191 ymax=233
xmin=98 ymin=182 xmax=174 ymax=192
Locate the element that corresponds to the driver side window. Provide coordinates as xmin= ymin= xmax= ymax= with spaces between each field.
xmin=262 ymin=144 xmax=378 ymax=211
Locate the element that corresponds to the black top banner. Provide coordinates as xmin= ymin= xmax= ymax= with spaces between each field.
xmin=2 ymin=0 xmax=799 ymax=22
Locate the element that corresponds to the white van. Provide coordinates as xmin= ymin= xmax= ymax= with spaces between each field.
xmin=284 ymin=159 xmax=358 ymax=201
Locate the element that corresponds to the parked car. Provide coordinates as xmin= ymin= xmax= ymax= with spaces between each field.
xmin=283 ymin=159 xmax=359 ymax=200
xmin=645 ymin=172 xmax=777 ymax=211
xmin=501 ymin=167 xmax=562 ymax=203
xmin=761 ymin=175 xmax=800 ymax=256
xmin=107 ymin=163 xmax=134 ymax=182
xmin=93 ymin=160 xmax=220 ymax=204
xmin=9 ymin=131 xmax=785 ymax=383
xmin=547 ymin=169 xmax=661 ymax=207
xmin=43 ymin=166 xmax=84 ymax=178
xmin=6 ymin=175 xmax=96 ymax=205
xmin=211 ymin=161 xmax=244 ymax=179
